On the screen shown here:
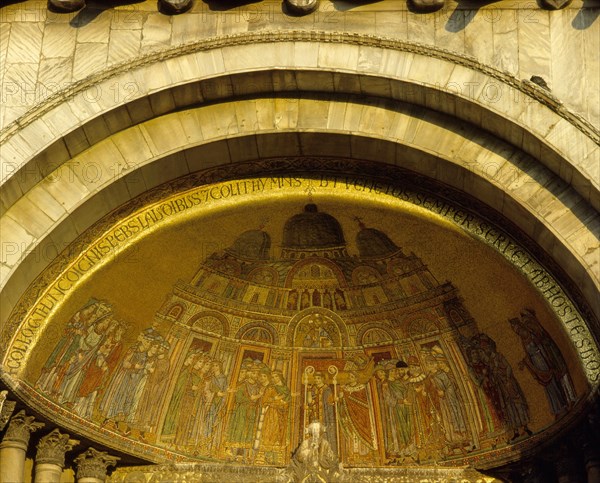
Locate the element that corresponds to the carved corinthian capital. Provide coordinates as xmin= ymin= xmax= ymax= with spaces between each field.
xmin=36 ymin=429 xmax=79 ymax=467
xmin=0 ymin=390 xmax=17 ymax=431
xmin=2 ymin=410 xmax=44 ymax=446
xmin=74 ymin=448 xmax=119 ymax=481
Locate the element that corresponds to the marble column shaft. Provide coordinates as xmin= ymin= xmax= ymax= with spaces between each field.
xmin=34 ymin=429 xmax=79 ymax=483
xmin=0 ymin=410 xmax=44 ymax=483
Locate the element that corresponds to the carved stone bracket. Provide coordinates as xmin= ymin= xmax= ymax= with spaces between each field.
xmin=285 ymin=422 xmax=344 ymax=483
xmin=285 ymin=0 xmax=319 ymax=15
xmin=36 ymin=429 xmax=79 ymax=467
xmin=2 ymin=410 xmax=44 ymax=446
xmin=159 ymin=0 xmax=194 ymax=15
xmin=540 ymin=0 xmax=573 ymax=9
xmin=48 ymin=0 xmax=85 ymax=13
xmin=0 ymin=390 xmax=17 ymax=431
xmin=74 ymin=448 xmax=120 ymax=481
xmin=408 ymin=0 xmax=445 ymax=13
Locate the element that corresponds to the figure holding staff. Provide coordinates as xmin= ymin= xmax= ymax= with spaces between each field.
xmin=306 ymin=367 xmax=338 ymax=454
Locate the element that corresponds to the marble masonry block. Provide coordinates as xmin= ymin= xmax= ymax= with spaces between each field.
xmin=396 ymin=144 xmax=438 ymax=179
xmin=183 ymin=141 xmax=231 ymax=174
xmin=256 ymin=132 xmax=302 ymax=159
xmin=271 ymin=70 xmax=298 ymax=94
xmin=141 ymin=14 xmax=173 ymax=51
xmin=359 ymin=101 xmax=398 ymax=139
xmin=148 ymin=90 xmax=177 ymax=118
xmin=125 ymin=96 xmax=154 ymax=126
xmin=178 ymin=110 xmax=206 ymax=146
xmin=37 ymin=57 xmax=73 ymax=96
xmin=466 ymin=171 xmax=507 ymax=213
xmin=326 ymin=100 xmax=348 ymax=132
xmin=139 ymin=114 xmax=187 ymax=157
xmin=231 ymin=71 xmax=274 ymax=98
xmin=297 ymin=97 xmax=330 ymax=130
xmin=68 ymin=191 xmax=112 ymax=235
xmin=272 ymin=97 xmax=299 ymax=131
xmin=517 ymin=10 xmax=551 ymax=81
xmin=41 ymin=22 xmax=77 ymax=58
xmin=111 ymin=5 xmax=145 ymax=30
xmin=357 ymin=45 xmax=384 ymax=74
xmin=340 ymin=101 xmax=366 ymax=135
xmin=233 ymin=100 xmax=261 ymax=134
xmin=406 ymin=12 xmax=435 ymax=45
xmin=74 ymin=10 xmax=111 ymax=44
xmin=295 ymin=70 xmax=334 ymax=93
xmin=72 ymin=42 xmax=108 ymax=81
xmin=299 ymin=132 xmax=352 ymax=158
xmin=350 ymin=136 xmax=396 ymax=165
xmin=121 ymin=168 xmax=149 ymax=201
xmin=0 ymin=214 xmax=36 ymax=268
xmin=111 ymin=126 xmax=155 ymax=168
xmin=6 ymin=22 xmax=43 ymax=64
xmin=63 ymin=125 xmax=91 ymax=159
xmin=293 ymin=42 xmax=319 ymax=69
xmin=464 ymin=12 xmax=496 ymax=65
xmin=8 ymin=196 xmax=54 ymax=239
xmin=171 ymin=82 xmax=204 ymax=108
xmin=317 ymin=43 xmax=359 ymax=72
xmin=25 ymin=186 xmax=66 ymax=223
xmin=226 ymin=135 xmax=259 ymax=163
xmin=39 ymin=165 xmax=91 ymax=213
xmin=198 ymin=102 xmax=238 ymax=140
xmin=108 ymin=28 xmax=142 ymax=65
xmin=140 ymin=152 xmax=189 ymax=191
xmin=82 ymin=115 xmax=112 ymax=147
xmin=0 ymin=179 xmax=24 ymax=218
xmin=359 ymin=75 xmax=392 ymax=99
xmin=490 ymin=10 xmax=519 ymax=75
xmin=102 ymin=105 xmax=134 ymax=135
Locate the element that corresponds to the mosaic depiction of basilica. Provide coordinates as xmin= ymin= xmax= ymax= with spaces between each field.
xmin=33 ymin=204 xmax=577 ymax=466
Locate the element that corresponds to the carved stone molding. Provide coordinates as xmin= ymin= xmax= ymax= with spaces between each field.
xmin=36 ymin=429 xmax=79 ymax=467
xmin=2 ymin=410 xmax=44 ymax=446
xmin=74 ymin=448 xmax=120 ymax=481
xmin=0 ymin=390 xmax=16 ymax=431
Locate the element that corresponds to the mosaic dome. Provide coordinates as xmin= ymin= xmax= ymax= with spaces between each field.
xmin=282 ymin=204 xmax=346 ymax=250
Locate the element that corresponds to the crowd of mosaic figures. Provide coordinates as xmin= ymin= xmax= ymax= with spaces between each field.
xmin=35 ymin=299 xmax=577 ymax=465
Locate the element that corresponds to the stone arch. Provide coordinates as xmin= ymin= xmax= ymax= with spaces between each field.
xmin=286 ymin=308 xmax=350 ymax=348
xmin=165 ymin=303 xmax=186 ymax=321
xmin=188 ymin=311 xmax=230 ymax=337
xmin=1 ymin=33 xmax=596 ymax=210
xmin=284 ymin=257 xmax=348 ymax=289
xmin=356 ymin=322 xmax=396 ymax=346
xmin=236 ymin=321 xmax=279 ymax=345
xmin=0 ymin=35 xmax=598 ymax=370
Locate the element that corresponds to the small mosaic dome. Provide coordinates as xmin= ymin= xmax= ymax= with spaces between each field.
xmin=282 ymin=204 xmax=346 ymax=249
xmin=356 ymin=226 xmax=399 ymax=258
xmin=228 ymin=230 xmax=271 ymax=259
